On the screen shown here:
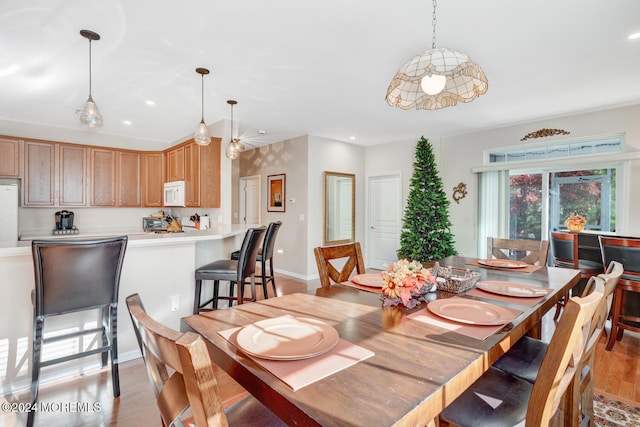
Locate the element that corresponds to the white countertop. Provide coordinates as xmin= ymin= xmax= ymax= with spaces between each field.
xmin=0 ymin=224 xmax=252 ymax=257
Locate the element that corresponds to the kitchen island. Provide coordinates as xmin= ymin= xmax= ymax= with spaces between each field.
xmin=0 ymin=225 xmax=253 ymax=395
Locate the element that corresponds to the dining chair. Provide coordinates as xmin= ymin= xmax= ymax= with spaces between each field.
xmin=491 ymin=271 xmax=618 ymax=427
xmin=486 ymin=237 xmax=550 ymax=266
xmin=599 ymin=236 xmax=640 ymax=351
xmin=194 ymin=226 xmax=266 ymax=313
xmin=126 ymin=293 xmax=285 ymax=427
xmin=439 ymin=278 xmax=604 ymax=427
xmin=313 ymin=242 xmax=365 ymax=288
xmin=550 ymin=231 xmax=604 ymax=319
xmin=230 ymin=221 xmax=282 ymax=299
xmin=29 ymin=236 xmax=128 ymax=427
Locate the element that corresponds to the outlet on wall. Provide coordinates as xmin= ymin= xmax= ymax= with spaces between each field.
xmin=171 ymin=295 xmax=180 ymax=312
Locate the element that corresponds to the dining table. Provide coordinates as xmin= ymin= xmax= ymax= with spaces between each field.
xmin=181 ymin=255 xmax=581 ymax=426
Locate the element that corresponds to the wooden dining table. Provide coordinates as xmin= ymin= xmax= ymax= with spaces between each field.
xmin=181 ymin=255 xmax=581 ymax=426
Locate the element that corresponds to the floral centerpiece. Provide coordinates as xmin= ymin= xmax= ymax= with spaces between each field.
xmin=381 ymin=259 xmax=437 ymax=309
xmin=565 ymin=211 xmax=587 ymax=233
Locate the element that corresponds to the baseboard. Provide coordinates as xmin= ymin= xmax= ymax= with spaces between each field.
xmin=1 ymin=349 xmax=141 ymax=398
xmin=274 ymin=268 xmax=318 ymax=281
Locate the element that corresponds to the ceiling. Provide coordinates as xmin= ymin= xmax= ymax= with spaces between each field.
xmin=1 ymin=1 xmax=639 ymax=151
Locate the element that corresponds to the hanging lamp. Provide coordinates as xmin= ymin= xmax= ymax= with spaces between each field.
xmin=78 ymin=29 xmax=103 ymax=128
xmin=385 ymin=0 xmax=488 ymax=110
xmin=193 ymin=67 xmax=212 ymax=146
xmin=224 ymin=99 xmax=241 ymax=160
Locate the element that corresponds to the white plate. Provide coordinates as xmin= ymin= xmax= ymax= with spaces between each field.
xmin=477 ymin=281 xmax=550 ymax=298
xmin=478 ymin=259 xmax=529 ymax=269
xmin=427 ymin=298 xmax=516 ymax=325
xmin=236 ymin=316 xmax=339 ymax=360
xmin=352 ymin=273 xmax=383 ymax=288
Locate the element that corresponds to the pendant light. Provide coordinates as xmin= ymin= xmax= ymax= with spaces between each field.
xmin=225 ymin=99 xmax=240 ymax=160
xmin=193 ymin=67 xmax=212 ymax=146
xmin=78 ymin=30 xmax=103 ymax=128
xmin=385 ymin=0 xmax=488 ymax=110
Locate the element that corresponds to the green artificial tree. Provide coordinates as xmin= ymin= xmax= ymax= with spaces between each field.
xmin=397 ymin=136 xmax=457 ymax=263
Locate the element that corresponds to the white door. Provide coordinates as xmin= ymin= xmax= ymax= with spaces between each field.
xmin=239 ymin=176 xmax=260 ymax=225
xmin=367 ymin=174 xmax=402 ymax=270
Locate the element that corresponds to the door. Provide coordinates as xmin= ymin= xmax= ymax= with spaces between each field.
xmin=239 ymin=176 xmax=260 ymax=225
xmin=367 ymin=174 xmax=402 ymax=270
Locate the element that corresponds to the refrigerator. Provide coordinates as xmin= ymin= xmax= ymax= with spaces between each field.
xmin=0 ymin=184 xmax=18 ymax=241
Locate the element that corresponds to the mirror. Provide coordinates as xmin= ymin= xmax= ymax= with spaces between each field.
xmin=323 ymin=171 xmax=355 ymax=245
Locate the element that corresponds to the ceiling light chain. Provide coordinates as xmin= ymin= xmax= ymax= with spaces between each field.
xmin=431 ymin=0 xmax=437 ymax=49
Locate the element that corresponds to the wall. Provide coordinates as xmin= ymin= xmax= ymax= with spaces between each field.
xmin=238 ymin=136 xmax=310 ymax=279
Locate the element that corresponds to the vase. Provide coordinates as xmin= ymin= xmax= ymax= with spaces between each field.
xmin=567 ymin=223 xmax=584 ymax=233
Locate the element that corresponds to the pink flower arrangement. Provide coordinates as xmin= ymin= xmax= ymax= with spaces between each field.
xmin=382 ymin=259 xmax=436 ymax=309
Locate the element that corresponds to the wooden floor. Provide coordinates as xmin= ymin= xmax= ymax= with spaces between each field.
xmin=2 ymin=274 xmax=638 ymax=426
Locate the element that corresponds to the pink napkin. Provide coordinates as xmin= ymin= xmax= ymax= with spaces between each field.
xmin=465 ymin=286 xmax=550 ymax=307
xmin=466 ymin=259 xmax=542 ymax=273
xmin=340 ymin=280 xmax=383 ymax=294
xmin=219 ymin=326 xmax=374 ymax=391
xmin=407 ymin=299 xmax=523 ymax=340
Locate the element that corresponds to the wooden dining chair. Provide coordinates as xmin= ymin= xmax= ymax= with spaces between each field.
xmin=439 ymin=278 xmax=605 ymax=427
xmin=599 ymin=236 xmax=640 ymax=351
xmin=313 ymin=242 xmax=365 ymax=288
xmin=550 ymin=231 xmax=604 ymax=319
xmin=126 ymin=293 xmax=285 ymax=427
xmin=486 ymin=237 xmax=550 ymax=266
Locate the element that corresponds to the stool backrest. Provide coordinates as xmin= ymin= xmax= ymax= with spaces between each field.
xmin=126 ymin=293 xmax=228 ymax=427
xmin=261 ymin=221 xmax=282 ymax=261
xmin=599 ymin=237 xmax=640 ymax=283
xmin=487 ymin=237 xmax=549 ymax=266
xmin=32 ymin=236 xmax=128 ymax=318
xmin=237 ymin=227 xmax=266 ymax=281
xmin=550 ymin=231 xmax=578 ymax=267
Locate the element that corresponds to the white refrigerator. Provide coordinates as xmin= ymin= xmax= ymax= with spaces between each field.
xmin=0 ymin=184 xmax=18 ymax=241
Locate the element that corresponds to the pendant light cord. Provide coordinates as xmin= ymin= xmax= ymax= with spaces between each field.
xmin=88 ymin=39 xmax=93 ymax=97
xmin=201 ymin=73 xmax=205 ymax=121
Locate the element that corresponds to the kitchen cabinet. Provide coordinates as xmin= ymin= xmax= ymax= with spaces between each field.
xmin=24 ymin=140 xmax=55 ymax=206
xmin=58 ymin=144 xmax=88 ymax=206
xmin=118 ymin=151 xmax=141 ymax=207
xmin=142 ymin=152 xmax=164 ymax=207
xmin=90 ymin=148 xmax=117 ymax=206
xmin=166 ymin=145 xmax=185 ymax=182
xmin=0 ymin=137 xmax=20 ymax=177
xmin=184 ymin=143 xmax=200 ymax=207
xmin=199 ymin=138 xmax=221 ymax=207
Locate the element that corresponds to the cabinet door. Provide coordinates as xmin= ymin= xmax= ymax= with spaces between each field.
xmin=59 ymin=144 xmax=88 ymax=206
xmin=91 ymin=148 xmax=117 ymax=206
xmin=24 ymin=140 xmax=55 ymax=206
xmin=199 ymin=138 xmax=221 ymax=207
xmin=142 ymin=152 xmax=164 ymax=207
xmin=166 ymin=146 xmax=185 ymax=182
xmin=118 ymin=151 xmax=141 ymax=207
xmin=0 ymin=137 xmax=20 ymax=177
xmin=184 ymin=143 xmax=200 ymax=207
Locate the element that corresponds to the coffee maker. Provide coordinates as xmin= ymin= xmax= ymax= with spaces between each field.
xmin=55 ymin=210 xmax=75 ymax=230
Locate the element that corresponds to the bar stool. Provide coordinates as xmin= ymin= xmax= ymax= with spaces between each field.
xmin=230 ymin=221 xmax=282 ymax=299
xmin=550 ymin=231 xmax=603 ymax=319
xmin=193 ymin=226 xmax=266 ymax=313
xmin=29 ymin=236 xmax=128 ymax=427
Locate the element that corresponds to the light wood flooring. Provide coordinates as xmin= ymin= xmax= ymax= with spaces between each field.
xmin=2 ymin=274 xmax=638 ymax=426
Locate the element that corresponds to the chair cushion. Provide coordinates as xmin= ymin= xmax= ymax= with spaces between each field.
xmin=231 ymin=249 xmax=263 ymax=261
xmin=195 ymin=259 xmax=238 ymax=281
xmin=492 ymin=335 xmax=547 ymax=384
xmin=224 ymin=394 xmax=286 ymax=426
xmin=439 ymin=367 xmax=532 ymax=427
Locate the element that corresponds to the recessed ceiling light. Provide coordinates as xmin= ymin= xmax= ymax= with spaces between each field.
xmin=628 ymin=32 xmax=640 ymax=40
xmin=258 ymin=130 xmax=266 ymax=135
xmin=349 ymin=136 xmax=356 ymax=141
xmin=123 ymin=120 xmax=132 ymax=125
xmin=145 ymin=100 xmax=156 ymax=106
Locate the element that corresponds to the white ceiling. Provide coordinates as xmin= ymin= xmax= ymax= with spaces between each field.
xmin=1 ymin=0 xmax=639 ymax=150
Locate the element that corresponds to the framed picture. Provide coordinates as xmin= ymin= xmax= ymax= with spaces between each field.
xmin=267 ymin=174 xmax=286 ymax=212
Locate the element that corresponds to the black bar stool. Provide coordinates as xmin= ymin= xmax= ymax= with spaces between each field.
xmin=193 ymin=226 xmax=266 ymax=313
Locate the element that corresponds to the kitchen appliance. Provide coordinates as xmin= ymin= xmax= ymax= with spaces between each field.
xmin=0 ymin=184 xmax=18 ymax=242
xmin=142 ymin=216 xmax=167 ymax=232
xmin=164 ymin=180 xmax=186 ymax=207
xmin=55 ymin=210 xmax=75 ymax=230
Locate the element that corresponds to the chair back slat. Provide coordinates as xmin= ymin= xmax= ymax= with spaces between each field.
xmin=487 ymin=237 xmax=549 ymax=266
xmin=314 ymin=242 xmax=365 ymax=288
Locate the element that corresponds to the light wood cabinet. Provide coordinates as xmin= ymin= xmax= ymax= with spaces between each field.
xmin=199 ymin=138 xmax=221 ymax=208
xmin=0 ymin=137 xmax=20 ymax=177
xmin=90 ymin=148 xmax=117 ymax=206
xmin=166 ymin=145 xmax=185 ymax=182
xmin=118 ymin=151 xmax=141 ymax=207
xmin=142 ymin=152 xmax=164 ymax=207
xmin=24 ymin=140 xmax=55 ymax=206
xmin=59 ymin=144 xmax=88 ymax=206
xmin=184 ymin=143 xmax=200 ymax=207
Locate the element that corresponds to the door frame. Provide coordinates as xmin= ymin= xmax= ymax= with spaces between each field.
xmin=366 ymin=172 xmax=402 ymax=269
xmin=239 ymin=175 xmax=261 ymax=225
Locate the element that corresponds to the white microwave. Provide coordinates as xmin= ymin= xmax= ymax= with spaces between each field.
xmin=164 ymin=180 xmax=186 ymax=207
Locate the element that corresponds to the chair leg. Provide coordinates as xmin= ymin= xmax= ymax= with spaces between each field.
xmin=606 ymin=289 xmax=623 ymax=351
xmin=554 ymin=292 xmax=567 ymax=320
xmin=110 ymin=305 xmax=120 ymax=397
xmin=261 ymin=259 xmax=269 ymax=299
xmin=194 ymin=279 xmax=203 ymax=314
xmin=269 ymin=258 xmax=277 ymax=297
xmin=28 ymin=318 xmax=44 ymax=427
xmin=101 ymin=308 xmax=109 ymax=368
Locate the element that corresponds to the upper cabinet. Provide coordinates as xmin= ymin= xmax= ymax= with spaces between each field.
xmin=184 ymin=143 xmax=200 ymax=207
xmin=59 ymin=144 xmax=88 ymax=206
xmin=0 ymin=137 xmax=21 ymax=177
xmin=199 ymin=138 xmax=221 ymax=208
xmin=142 ymin=152 xmax=163 ymax=207
xmin=24 ymin=140 xmax=55 ymax=206
xmin=91 ymin=148 xmax=142 ymax=207
xmin=118 ymin=151 xmax=141 ymax=207
xmin=166 ymin=145 xmax=185 ymax=182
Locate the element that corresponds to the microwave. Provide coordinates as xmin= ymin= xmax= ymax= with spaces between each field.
xmin=164 ymin=180 xmax=186 ymax=207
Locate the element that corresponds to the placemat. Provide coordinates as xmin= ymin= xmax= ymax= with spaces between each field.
xmin=340 ymin=280 xmax=384 ymax=294
xmin=466 ymin=259 xmax=542 ymax=273
xmin=407 ymin=299 xmax=523 ymax=340
xmin=219 ymin=326 xmax=374 ymax=391
xmin=465 ymin=286 xmax=550 ymax=307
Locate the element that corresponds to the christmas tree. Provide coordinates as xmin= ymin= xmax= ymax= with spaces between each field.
xmin=397 ymin=136 xmax=457 ymax=262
